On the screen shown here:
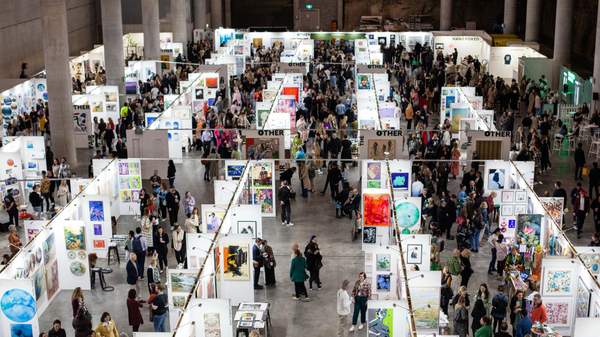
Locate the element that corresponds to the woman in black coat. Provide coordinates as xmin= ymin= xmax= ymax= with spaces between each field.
xmin=471 ymin=298 xmax=487 ymax=335
xmin=155 ymin=226 xmax=169 ymax=272
xmin=72 ymin=307 xmax=93 ymax=337
xmin=167 ymin=160 xmax=176 ymax=187
xmin=304 ymin=235 xmax=323 ymax=290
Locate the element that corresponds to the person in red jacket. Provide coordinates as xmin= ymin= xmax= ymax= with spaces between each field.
xmin=530 ymin=294 xmax=547 ymax=324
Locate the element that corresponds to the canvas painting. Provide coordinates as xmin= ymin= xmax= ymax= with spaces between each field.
xmin=487 ymin=168 xmax=505 ymax=190
xmin=363 ymin=193 xmax=390 ymax=227
xmin=223 ymin=244 xmax=250 ymax=281
xmin=517 ymin=214 xmax=542 ymax=247
xmin=376 ymin=274 xmax=391 ymax=292
xmin=368 ymin=140 xmax=396 ymax=160
xmin=172 ymin=295 xmax=187 ymax=309
xmin=367 ymin=308 xmax=393 ymax=337
xmin=10 ymin=324 xmax=33 ymax=337
xmin=251 ymin=163 xmax=273 ymax=189
xmin=576 ymin=278 xmax=591 ymax=318
xmin=391 ymin=172 xmax=409 ymax=190
xmin=0 ymin=288 xmax=36 ymax=322
xmin=540 ymin=197 xmax=564 ymax=228
xmin=93 ymin=224 xmax=102 ymax=236
xmin=253 ymin=189 xmax=273 ymax=214
xmin=366 ymin=162 xmax=382 ymax=188
xmin=33 ymin=267 xmax=45 ymax=301
xmin=542 ymin=269 xmax=574 ymax=296
xmin=170 ymin=272 xmax=197 ymax=293
xmin=45 ymin=260 xmax=59 ymax=300
xmin=376 ymin=254 xmax=391 ymax=272
xmin=237 ymin=221 xmax=257 ymax=238
xmin=411 ymin=287 xmax=440 ymax=330
xmin=246 ymin=137 xmax=280 ymax=159
xmin=93 ymin=240 xmax=105 ymax=249
xmin=394 ymin=200 xmax=421 ymax=234
xmin=363 ymin=227 xmax=376 ymax=244
xmin=205 ymin=211 xmax=225 ymax=233
xmin=204 ymin=312 xmax=221 ymax=337
xmin=357 ymin=75 xmax=371 ymax=90
xmin=545 ymin=299 xmax=571 ymax=326
xmin=406 ymin=244 xmax=423 ymax=265
xmin=227 ymin=165 xmax=245 ymax=178
xmin=64 ymin=225 xmax=86 ymax=250
xmin=43 ymin=233 xmax=55 ymax=264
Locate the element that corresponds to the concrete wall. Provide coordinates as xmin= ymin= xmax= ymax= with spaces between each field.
xmin=0 ymin=0 xmax=99 ymax=78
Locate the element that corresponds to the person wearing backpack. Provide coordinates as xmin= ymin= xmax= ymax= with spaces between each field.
xmin=490 ymin=285 xmax=508 ymax=333
xmin=447 ymin=249 xmax=462 ymax=292
xmin=132 ymin=227 xmax=148 ymax=279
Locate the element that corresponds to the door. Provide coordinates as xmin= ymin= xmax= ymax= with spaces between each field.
xmin=300 ymin=9 xmax=320 ymax=31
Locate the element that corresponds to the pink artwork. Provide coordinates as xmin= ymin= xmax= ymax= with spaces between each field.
xmin=545 ymin=300 xmax=570 ymax=326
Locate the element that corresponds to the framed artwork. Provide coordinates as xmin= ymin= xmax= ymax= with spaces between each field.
xmin=11 ymin=324 xmax=33 ymax=337
xmin=170 ymin=272 xmax=197 ymax=293
xmin=542 ymin=268 xmax=574 ymax=296
xmin=367 ymin=308 xmax=393 ymax=336
xmin=411 ymin=287 xmax=440 ymax=330
xmin=406 ymin=244 xmax=422 ymax=265
xmin=592 ymin=300 xmax=600 ymax=318
xmin=517 ymin=214 xmax=542 ymax=247
xmin=366 ymin=162 xmax=382 ymax=188
xmin=580 ymin=253 xmax=600 ymax=274
xmin=544 ymin=298 xmax=571 ymax=326
xmin=540 ymin=197 xmax=564 ymax=228
xmin=376 ymin=254 xmax=391 ymax=272
xmin=204 ymin=312 xmax=221 ymax=337
xmin=575 ymin=277 xmax=591 ymax=318
xmin=391 ymin=172 xmax=409 ymax=190
xmin=363 ymin=227 xmax=376 ymax=244
xmin=363 ymin=193 xmax=390 ymax=227
xmin=515 ymin=191 xmax=527 ymax=203
xmin=394 ymin=200 xmax=421 ymax=234
xmin=237 ymin=221 xmax=257 ymax=238
xmin=368 ymin=140 xmax=396 ymax=160
xmin=376 ymin=274 xmax=391 ymax=292
xmin=487 ymin=168 xmax=505 ymax=190
xmin=64 ymin=225 xmax=86 ymax=250
xmin=93 ymin=224 xmax=102 ymax=236
xmin=223 ymin=244 xmax=250 ymax=281
xmin=514 ymin=205 xmax=527 ymax=216
xmin=501 ymin=205 xmax=514 ymax=216
xmin=1 ymin=289 xmax=36 ymax=322
xmin=501 ymin=191 xmax=515 ymax=203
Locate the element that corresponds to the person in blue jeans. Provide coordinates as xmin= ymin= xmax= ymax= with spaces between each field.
xmin=151 ymin=284 xmax=169 ymax=332
xmin=470 ymin=209 xmax=483 ymax=253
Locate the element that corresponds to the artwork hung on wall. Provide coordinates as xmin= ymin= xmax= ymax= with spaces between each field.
xmin=544 ymin=299 xmax=571 ymax=326
xmin=251 ymin=163 xmax=273 ymax=189
xmin=10 ymin=324 xmax=33 ymax=337
xmin=501 ymin=191 xmax=514 ymax=203
xmin=357 ymin=75 xmax=371 ymax=90
xmin=64 ymin=225 xmax=86 ymax=250
xmin=253 ymin=189 xmax=273 ymax=214
xmin=575 ymin=277 xmax=591 ymax=318
xmin=69 ymin=261 xmax=86 ymax=276
xmin=93 ymin=224 xmax=102 ymax=236
xmin=367 ymin=308 xmax=393 ymax=337
xmin=366 ymin=162 xmax=382 ymax=188
xmin=406 ymin=244 xmax=423 ymax=265
xmin=542 ymin=268 xmax=574 ymax=296
xmin=237 ymin=221 xmax=257 ymax=238
xmin=204 ymin=312 xmax=221 ymax=337
xmin=540 ymin=197 xmax=564 ymax=228
xmin=376 ymin=254 xmax=391 ymax=272
xmin=515 ymin=191 xmax=527 ymax=203
xmin=363 ymin=227 xmax=376 ymax=244
xmin=517 ymin=214 xmax=542 ymax=247
xmin=170 ymin=272 xmax=197 ymax=293
xmin=33 ymin=268 xmax=45 ymax=301
xmin=367 ymin=140 xmax=395 ymax=160
xmin=246 ymin=137 xmax=280 ymax=160
xmin=223 ymin=244 xmax=250 ymax=281
xmin=0 ymin=288 xmax=36 ymax=322
xmin=390 ymin=172 xmax=409 ymax=190
xmin=205 ymin=211 xmax=225 ymax=233
xmin=43 ymin=233 xmax=55 ymax=264
xmin=514 ymin=205 xmax=527 ymax=216
xmin=363 ymin=193 xmax=390 ymax=227
xmin=411 ymin=287 xmax=440 ymax=330
xmin=580 ymin=253 xmax=600 ymax=274
xmin=394 ymin=200 xmax=421 ymax=234
xmin=501 ymin=205 xmax=514 ymax=217
xmin=487 ymin=168 xmax=505 ymax=190
xmin=376 ymin=274 xmax=391 ymax=292
xmin=45 ymin=260 xmax=59 ymax=300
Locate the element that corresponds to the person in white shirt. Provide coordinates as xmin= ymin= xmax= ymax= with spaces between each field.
xmin=337 ymin=280 xmax=352 ymax=337
xmin=411 ymin=178 xmax=424 ymax=197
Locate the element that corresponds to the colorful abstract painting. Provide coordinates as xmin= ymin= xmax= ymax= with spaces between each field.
xmin=363 ymin=227 xmax=376 ymax=244
xmin=394 ymin=199 xmax=421 ymax=234
xmin=576 ymin=278 xmax=591 ymax=318
xmin=376 ymin=274 xmax=391 ymax=292
xmin=545 ymin=299 xmax=571 ymax=326
xmin=33 ymin=268 xmax=45 ymax=301
xmin=366 ymin=162 xmax=382 ymax=188
xmin=64 ymin=225 xmax=86 ymax=250
xmin=376 ymin=254 xmax=391 ymax=272
xmin=540 ymin=197 xmax=564 ymax=228
xmin=251 ymin=163 xmax=273 ymax=188
xmin=517 ymin=214 xmax=542 ymax=247
xmin=11 ymin=324 xmax=33 ymax=337
xmin=391 ymin=172 xmax=409 ymax=190
xmin=253 ymin=189 xmax=273 ymax=214
xmin=580 ymin=253 xmax=600 ymax=275
xmin=223 ymin=244 xmax=249 ymax=281
xmin=367 ymin=308 xmax=393 ymax=337
xmin=88 ymin=200 xmax=104 ymax=222
xmin=542 ymin=269 xmax=573 ymax=296
xmin=364 ymin=193 xmax=390 ymax=227
xmin=0 ymin=288 xmax=36 ymax=322
xmin=411 ymin=287 xmax=440 ymax=330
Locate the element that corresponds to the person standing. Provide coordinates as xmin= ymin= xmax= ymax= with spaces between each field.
xmin=453 ymin=296 xmax=469 ymax=337
xmin=494 ymin=235 xmax=508 ymax=277
xmin=167 ymin=160 xmax=176 ymax=187
xmin=474 ymin=316 xmax=492 ymax=337
xmin=252 ymin=238 xmax=264 ymax=290
xmin=490 ymin=285 xmax=508 ymax=333
xmin=262 ymin=240 xmax=276 ymax=286
xmin=166 ymin=187 xmax=181 ymax=228
xmin=350 ymin=272 xmax=370 ymax=332
xmin=471 ymin=296 xmax=487 ymax=336
xmin=184 ymin=192 xmax=195 ymax=217
xmin=7 ymin=225 xmax=22 ymax=256
xmin=155 ymin=226 xmax=169 ymax=272
xmin=126 ymin=253 xmax=139 ymax=292
xmin=150 ymin=284 xmax=168 ymax=332
xmin=575 ymin=142 xmax=586 ymax=180
xmin=94 ymin=312 xmax=119 ymax=337
xmin=29 ymin=185 xmax=43 ymax=215
xmin=487 ymin=229 xmax=499 ymax=275
xmin=515 ymin=310 xmax=532 ymax=337
xmin=4 ymin=192 xmax=19 ymax=227
xmin=336 ymin=280 xmax=352 ymax=337
xmin=127 ymin=289 xmax=144 ymax=332
xmin=289 ymin=245 xmax=309 ymax=300
xmin=172 ymin=224 xmax=185 ymax=265
xmin=459 ymin=249 xmax=473 ymax=287
xmin=72 ymin=307 xmax=93 ymax=337
xmin=304 ymin=235 xmax=323 ymax=290
xmin=149 ymin=170 xmax=162 ymax=195
xmin=574 ymin=186 xmax=590 ymax=239
xmin=279 ymin=180 xmax=293 ymax=226
xmin=530 ymin=293 xmax=548 ymax=325
xmin=132 ymin=228 xmax=147 ymax=278
xmin=589 ymin=162 xmax=600 ymax=199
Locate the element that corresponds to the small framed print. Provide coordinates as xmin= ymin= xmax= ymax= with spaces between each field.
xmin=515 ymin=191 xmax=527 ymax=203
xmin=501 ymin=205 xmax=514 ymax=216
xmin=501 ymin=190 xmax=515 ymax=203
xmin=514 ymin=204 xmax=527 ymax=215
xmin=406 ymin=244 xmax=423 ymax=265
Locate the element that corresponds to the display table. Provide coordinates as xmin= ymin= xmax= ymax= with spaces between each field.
xmin=531 ymin=325 xmax=561 ymax=337
xmin=507 ymin=270 xmax=528 ymax=300
xmin=234 ymin=302 xmax=271 ymax=337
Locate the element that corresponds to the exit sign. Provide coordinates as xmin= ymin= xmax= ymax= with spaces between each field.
xmin=305 ymin=3 xmax=313 ymax=9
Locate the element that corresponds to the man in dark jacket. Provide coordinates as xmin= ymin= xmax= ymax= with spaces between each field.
xmin=574 ymin=142 xmax=586 ymax=180
xmin=252 ymin=238 xmax=264 ymax=289
xmin=279 ymin=181 xmax=293 ymax=226
xmin=552 ymin=181 xmax=568 ymax=208
xmin=321 ymin=162 xmax=342 ymax=200
xmin=589 ymin=162 xmax=600 ymax=199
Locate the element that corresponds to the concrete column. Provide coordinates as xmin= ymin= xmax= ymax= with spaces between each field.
xmin=101 ymin=0 xmax=125 ymax=94
xmin=142 ymin=0 xmax=160 ymax=60
xmin=171 ymin=0 xmax=189 ymax=50
xmin=440 ymin=0 xmax=452 ymax=31
xmin=337 ymin=0 xmax=343 ymax=30
xmin=553 ymin=0 xmax=573 ymax=67
xmin=211 ymin=0 xmax=222 ymax=27
xmin=40 ymin=0 xmax=76 ymax=164
xmin=503 ymin=0 xmax=517 ymax=34
xmin=525 ymin=0 xmax=541 ymax=41
xmin=592 ymin=2 xmax=600 ymax=113
xmin=224 ymin=0 xmax=231 ymax=27
xmin=194 ymin=0 xmax=207 ymax=29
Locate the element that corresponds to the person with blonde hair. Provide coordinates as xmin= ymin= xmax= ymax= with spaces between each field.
xmin=337 ymin=279 xmax=351 ymax=337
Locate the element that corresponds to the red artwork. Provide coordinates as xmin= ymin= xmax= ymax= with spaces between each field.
xmin=93 ymin=240 xmax=105 ymax=249
xmin=363 ymin=193 xmax=390 ymax=227
xmin=282 ymin=86 xmax=299 ymax=102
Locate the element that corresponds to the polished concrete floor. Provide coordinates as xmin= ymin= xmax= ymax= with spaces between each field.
xmin=1 ymin=147 xmax=596 ymax=337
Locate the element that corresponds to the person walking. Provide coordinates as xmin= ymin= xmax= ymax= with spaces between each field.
xmin=574 ymin=142 xmax=586 ymax=180
xmin=453 ymin=295 xmax=469 ymax=337
xmin=126 ymin=289 xmax=144 ymax=332
xmin=490 ymin=285 xmax=508 ymax=333
xmin=459 ymin=249 xmax=473 ymax=287
xmin=494 ymin=235 xmax=508 ymax=277
xmin=574 ymin=186 xmax=590 ymax=239
xmin=589 ymin=162 xmax=600 ymax=199
xmin=279 ymin=180 xmax=293 ymax=226
xmin=289 ymin=245 xmax=309 ymax=300
xmin=132 ymin=228 xmax=147 ymax=278
xmin=167 ymin=160 xmax=176 ymax=187
xmin=4 ymin=192 xmax=19 ymax=227
xmin=166 ymin=187 xmax=181 ymax=228
xmin=336 ymin=279 xmax=352 ymax=337
xmin=471 ymin=295 xmax=487 ymax=336
xmin=146 ymin=254 xmax=161 ymax=292
xmin=350 ymin=272 xmax=370 ymax=332
xmin=262 ymin=240 xmax=276 ymax=286
xmin=72 ymin=306 xmax=93 ymax=337
xmin=155 ymin=226 xmax=169 ymax=272
xmin=150 ymin=284 xmax=168 ymax=332
xmin=252 ymin=238 xmax=264 ymax=290
xmin=94 ymin=312 xmax=119 ymax=337
xmin=71 ymin=287 xmax=84 ymax=317
xmin=304 ymin=235 xmax=323 ymax=290
xmin=487 ymin=228 xmax=499 ymax=274
xmin=172 ymin=224 xmax=185 ymax=265
xmin=440 ymin=267 xmax=454 ymax=315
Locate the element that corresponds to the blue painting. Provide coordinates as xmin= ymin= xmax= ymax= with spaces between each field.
xmin=376 ymin=274 xmax=391 ymax=292
xmin=1 ymin=288 xmax=36 ymax=322
xmin=391 ymin=172 xmax=409 ymax=190
xmin=11 ymin=324 xmax=33 ymax=337
xmin=88 ymin=200 xmax=104 ymax=222
xmin=93 ymin=224 xmax=102 ymax=236
xmin=227 ymin=165 xmax=245 ymax=178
